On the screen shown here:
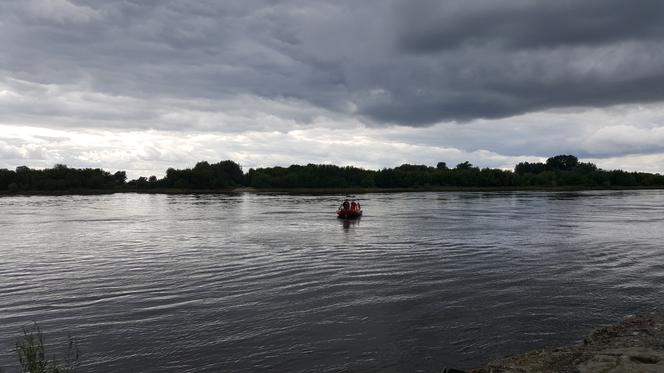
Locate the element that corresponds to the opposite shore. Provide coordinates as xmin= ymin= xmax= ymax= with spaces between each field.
xmin=3 ymin=155 xmax=664 ymax=194
xmin=2 ymin=185 xmax=664 ymax=197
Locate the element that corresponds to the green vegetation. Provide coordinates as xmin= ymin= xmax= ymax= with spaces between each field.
xmin=2 ymin=155 xmax=664 ymax=193
xmin=15 ymin=323 xmax=79 ymax=373
xmin=0 ymin=164 xmax=125 ymax=192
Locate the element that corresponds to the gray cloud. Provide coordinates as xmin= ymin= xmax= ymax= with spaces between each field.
xmin=3 ymin=101 xmax=664 ymax=177
xmin=2 ymin=0 xmax=664 ymax=175
xmin=2 ymin=0 xmax=664 ymax=127
xmin=397 ymin=0 xmax=664 ymax=52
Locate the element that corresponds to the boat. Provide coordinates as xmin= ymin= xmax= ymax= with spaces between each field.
xmin=337 ymin=197 xmax=362 ymax=219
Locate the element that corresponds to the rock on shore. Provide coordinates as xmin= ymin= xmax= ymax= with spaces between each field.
xmin=471 ymin=312 xmax=664 ymax=373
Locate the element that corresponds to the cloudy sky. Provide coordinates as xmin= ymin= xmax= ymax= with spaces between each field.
xmin=2 ymin=0 xmax=664 ymax=178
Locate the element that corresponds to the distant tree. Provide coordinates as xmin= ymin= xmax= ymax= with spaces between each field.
xmin=161 ymin=160 xmax=243 ymax=189
xmin=360 ymin=174 xmax=376 ymax=188
xmin=546 ymin=155 xmax=578 ymax=171
xmin=14 ymin=166 xmax=32 ymax=189
xmin=173 ymin=179 xmax=189 ymax=189
xmin=436 ymin=162 xmax=448 ymax=170
xmin=514 ymin=162 xmax=546 ymax=175
xmin=577 ymin=162 xmax=598 ymax=173
xmin=455 ymin=161 xmax=474 ymax=170
xmin=193 ymin=161 xmax=210 ymax=169
xmin=113 ymin=171 xmax=127 ymax=185
xmin=395 ymin=164 xmax=432 ymax=172
xmin=130 ymin=176 xmax=149 ymax=188
xmin=249 ymin=172 xmax=272 ymax=188
xmin=0 ymin=168 xmax=16 ymax=190
xmin=15 ymin=166 xmax=30 ymax=174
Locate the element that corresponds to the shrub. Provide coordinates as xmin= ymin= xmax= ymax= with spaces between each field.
xmin=16 ymin=323 xmax=79 ymax=373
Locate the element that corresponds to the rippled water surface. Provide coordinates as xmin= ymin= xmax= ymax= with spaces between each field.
xmin=1 ymin=191 xmax=664 ymax=372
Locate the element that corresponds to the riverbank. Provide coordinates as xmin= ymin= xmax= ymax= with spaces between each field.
xmin=471 ymin=312 xmax=664 ymax=372
xmin=1 ymin=185 xmax=664 ymax=197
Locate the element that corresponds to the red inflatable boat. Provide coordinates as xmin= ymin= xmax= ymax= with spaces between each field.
xmin=337 ymin=198 xmax=362 ymax=219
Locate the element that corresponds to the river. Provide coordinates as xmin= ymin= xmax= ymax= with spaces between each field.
xmin=1 ymin=191 xmax=663 ymax=372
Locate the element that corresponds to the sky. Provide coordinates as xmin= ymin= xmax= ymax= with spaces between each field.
xmin=2 ymin=0 xmax=664 ymax=179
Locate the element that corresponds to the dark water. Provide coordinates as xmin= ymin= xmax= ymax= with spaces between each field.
xmin=1 ymin=191 xmax=664 ymax=372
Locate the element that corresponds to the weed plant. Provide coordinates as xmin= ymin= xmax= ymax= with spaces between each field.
xmin=15 ymin=324 xmax=79 ymax=373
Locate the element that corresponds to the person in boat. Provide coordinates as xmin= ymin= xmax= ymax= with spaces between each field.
xmin=342 ymin=200 xmax=350 ymax=210
xmin=350 ymin=201 xmax=357 ymax=211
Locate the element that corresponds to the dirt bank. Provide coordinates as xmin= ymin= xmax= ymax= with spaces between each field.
xmin=471 ymin=312 xmax=664 ymax=373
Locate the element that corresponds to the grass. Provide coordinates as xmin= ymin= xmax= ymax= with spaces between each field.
xmin=15 ymin=323 xmax=79 ymax=373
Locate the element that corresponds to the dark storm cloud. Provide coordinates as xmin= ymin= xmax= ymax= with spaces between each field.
xmin=397 ymin=0 xmax=664 ymax=52
xmin=2 ymin=0 xmax=664 ymax=127
xmin=368 ymin=0 xmax=664 ymax=124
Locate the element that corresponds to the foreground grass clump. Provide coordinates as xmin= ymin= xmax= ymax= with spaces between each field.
xmin=15 ymin=324 xmax=79 ymax=373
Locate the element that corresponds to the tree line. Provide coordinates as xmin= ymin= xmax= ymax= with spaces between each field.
xmin=2 ymin=155 xmax=664 ymax=192
xmin=0 ymin=164 xmax=126 ymax=192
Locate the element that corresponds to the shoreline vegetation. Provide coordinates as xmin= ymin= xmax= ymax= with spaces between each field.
xmin=2 ymin=185 xmax=664 ymax=197
xmin=2 ymin=154 xmax=664 ymax=196
xmin=14 ymin=323 xmax=80 ymax=373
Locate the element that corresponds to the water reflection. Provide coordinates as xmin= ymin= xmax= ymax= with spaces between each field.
xmin=339 ymin=217 xmax=361 ymax=229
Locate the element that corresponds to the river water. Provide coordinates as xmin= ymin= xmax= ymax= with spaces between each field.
xmin=1 ymin=191 xmax=663 ymax=372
